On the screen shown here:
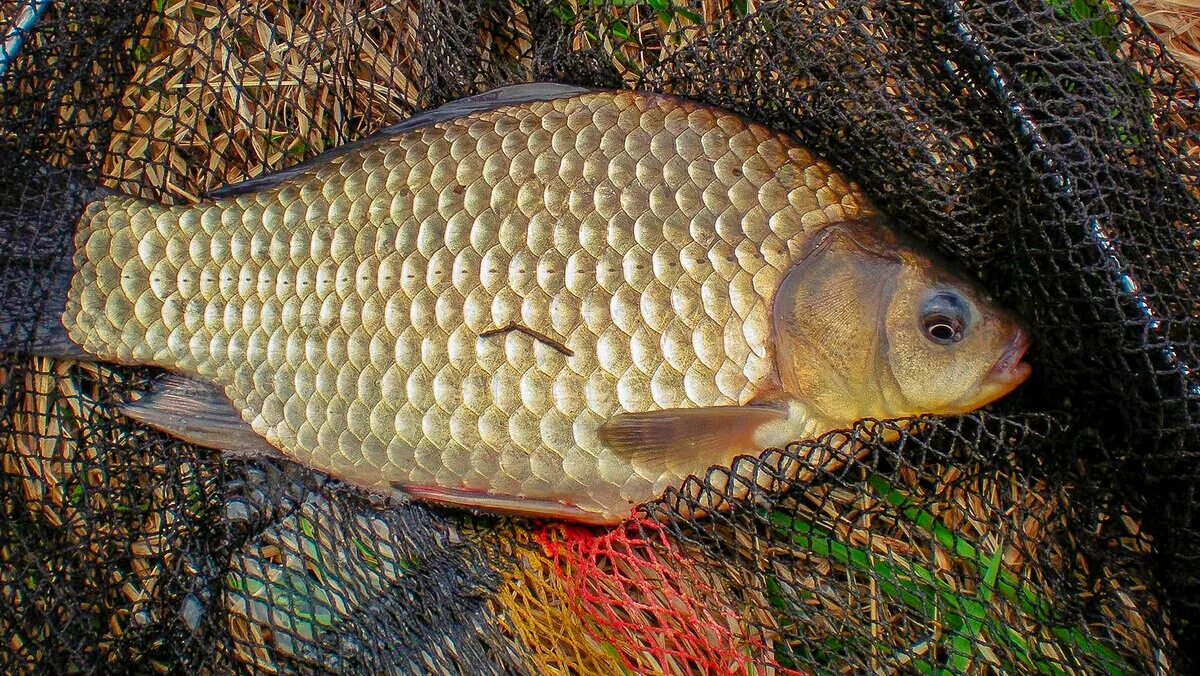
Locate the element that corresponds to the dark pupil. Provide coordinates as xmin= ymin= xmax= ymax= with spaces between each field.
xmin=920 ymin=293 xmax=970 ymax=344
xmin=928 ymin=321 xmax=956 ymax=342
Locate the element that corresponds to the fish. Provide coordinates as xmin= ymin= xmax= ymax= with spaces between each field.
xmin=0 ymin=83 xmax=1031 ymax=525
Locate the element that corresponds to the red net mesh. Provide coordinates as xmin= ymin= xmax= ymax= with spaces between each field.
xmin=537 ymin=517 xmax=793 ymax=675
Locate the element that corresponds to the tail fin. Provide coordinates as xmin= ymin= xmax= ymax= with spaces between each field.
xmin=0 ymin=159 xmax=110 ymax=359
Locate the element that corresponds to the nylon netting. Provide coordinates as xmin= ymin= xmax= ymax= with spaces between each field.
xmin=0 ymin=0 xmax=1196 ymax=673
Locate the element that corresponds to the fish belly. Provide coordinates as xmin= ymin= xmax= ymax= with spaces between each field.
xmin=64 ymin=91 xmax=873 ymax=521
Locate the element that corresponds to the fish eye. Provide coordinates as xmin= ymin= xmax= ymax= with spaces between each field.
xmin=920 ymin=292 xmax=970 ymax=345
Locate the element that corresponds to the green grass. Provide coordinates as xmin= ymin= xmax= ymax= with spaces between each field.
xmin=765 ymin=474 xmax=1131 ymax=674
xmin=1047 ymin=0 xmax=1121 ymax=53
xmin=865 ymin=474 xmax=1126 ymax=672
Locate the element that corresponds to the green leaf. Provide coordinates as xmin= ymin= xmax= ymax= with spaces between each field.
xmin=549 ymin=2 xmax=575 ymax=23
xmin=866 ymin=474 xmax=1053 ymax=617
xmin=610 ymin=19 xmax=632 ymax=42
xmin=600 ymin=643 xmax=634 ymax=675
xmin=942 ymin=631 xmax=976 ymax=674
xmin=1070 ymin=0 xmax=1094 ymax=21
xmin=352 ymin=537 xmax=381 ymax=568
xmin=981 ymin=547 xmax=1003 ymax=604
xmin=865 ymin=474 xmax=1129 ymax=674
xmin=674 ymin=6 xmax=703 ymax=25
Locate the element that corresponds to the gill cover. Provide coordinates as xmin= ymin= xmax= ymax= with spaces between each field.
xmin=772 ymin=222 xmax=904 ymax=426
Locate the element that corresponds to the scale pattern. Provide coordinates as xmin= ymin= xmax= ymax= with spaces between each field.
xmin=64 ymin=90 xmax=874 ymax=521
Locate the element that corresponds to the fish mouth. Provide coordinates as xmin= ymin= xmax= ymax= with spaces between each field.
xmin=981 ymin=327 xmax=1032 ymax=400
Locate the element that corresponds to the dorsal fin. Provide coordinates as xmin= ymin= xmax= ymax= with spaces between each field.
xmin=206 ymin=82 xmax=596 ymax=198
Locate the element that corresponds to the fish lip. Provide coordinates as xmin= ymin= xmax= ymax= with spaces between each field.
xmin=985 ymin=327 xmax=1032 ymax=389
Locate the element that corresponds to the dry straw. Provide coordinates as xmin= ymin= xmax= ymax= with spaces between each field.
xmin=1133 ymin=0 xmax=1200 ymax=73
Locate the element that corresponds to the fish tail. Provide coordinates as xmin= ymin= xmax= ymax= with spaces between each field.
xmin=0 ymin=159 xmax=113 ymax=359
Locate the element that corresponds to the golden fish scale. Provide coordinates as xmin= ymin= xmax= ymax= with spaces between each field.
xmin=66 ymin=91 xmax=874 ymax=521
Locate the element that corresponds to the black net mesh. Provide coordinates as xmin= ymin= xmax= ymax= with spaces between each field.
xmin=0 ymin=0 xmax=1196 ymax=673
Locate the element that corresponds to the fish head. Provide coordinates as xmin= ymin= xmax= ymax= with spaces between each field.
xmin=773 ymin=220 xmax=1031 ymax=428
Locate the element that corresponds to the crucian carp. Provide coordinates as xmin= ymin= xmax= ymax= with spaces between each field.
xmin=1 ymin=83 xmax=1031 ymax=524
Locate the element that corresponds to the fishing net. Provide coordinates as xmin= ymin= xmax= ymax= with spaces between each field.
xmin=0 ymin=0 xmax=1196 ymax=672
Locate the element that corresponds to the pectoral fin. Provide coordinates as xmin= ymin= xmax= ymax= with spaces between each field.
xmin=598 ymin=404 xmax=788 ymax=467
xmin=119 ymin=374 xmax=281 ymax=458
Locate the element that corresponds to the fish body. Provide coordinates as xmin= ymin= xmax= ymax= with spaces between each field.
xmin=13 ymin=84 xmax=1031 ymax=524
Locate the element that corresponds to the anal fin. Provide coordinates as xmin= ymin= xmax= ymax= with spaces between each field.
xmin=396 ymin=483 xmax=619 ymax=525
xmin=120 ymin=373 xmax=280 ymax=458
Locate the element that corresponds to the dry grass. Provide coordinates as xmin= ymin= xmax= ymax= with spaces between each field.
xmin=101 ymin=0 xmax=423 ymax=202
xmin=0 ymin=357 xmax=217 ymax=668
xmin=1133 ymin=0 xmax=1200 ymax=73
